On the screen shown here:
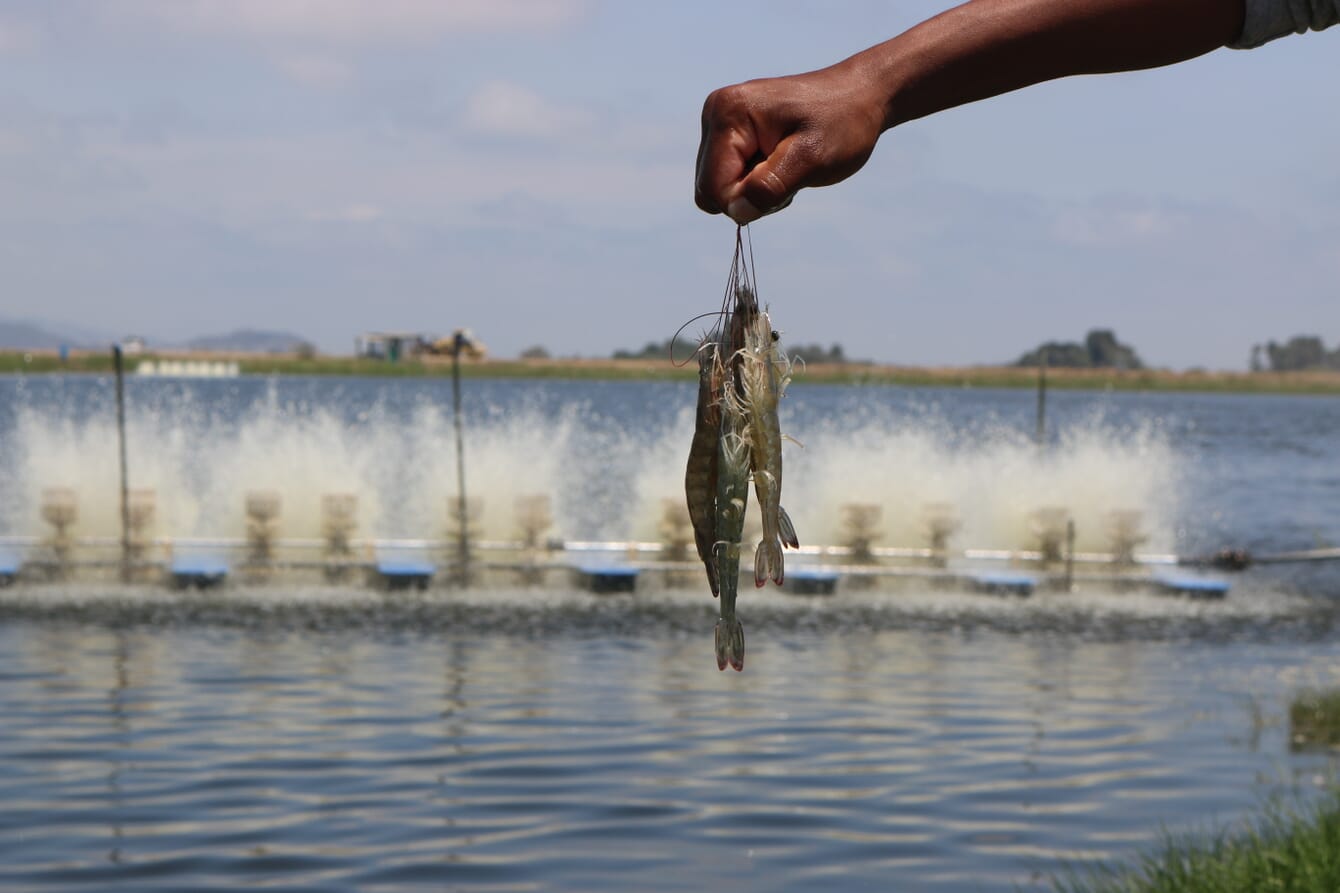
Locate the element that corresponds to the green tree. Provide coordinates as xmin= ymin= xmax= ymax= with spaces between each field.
xmin=1016 ymin=329 xmax=1142 ymax=369
xmin=1259 ymin=335 xmax=1339 ymax=371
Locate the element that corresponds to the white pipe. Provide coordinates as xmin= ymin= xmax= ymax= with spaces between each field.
xmin=0 ymin=534 xmax=1195 ymax=566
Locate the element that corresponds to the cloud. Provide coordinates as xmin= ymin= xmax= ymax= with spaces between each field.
xmin=124 ymin=0 xmax=589 ymax=44
xmin=305 ymin=204 xmax=383 ymax=223
xmin=0 ymin=16 xmax=38 ymax=53
xmin=275 ymin=54 xmax=352 ymax=89
xmin=462 ymin=81 xmax=591 ymax=140
xmin=1051 ymin=200 xmax=1178 ymax=246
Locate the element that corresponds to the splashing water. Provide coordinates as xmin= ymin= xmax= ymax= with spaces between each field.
xmin=633 ymin=400 xmax=1180 ymax=556
xmin=2 ymin=378 xmax=1180 ymax=559
xmin=3 ymin=390 xmax=590 ymax=543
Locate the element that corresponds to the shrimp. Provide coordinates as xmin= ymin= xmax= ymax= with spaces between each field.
xmin=709 ymin=281 xmax=757 ymax=670
xmin=738 ymin=306 xmax=799 ymax=587
xmin=713 ymin=375 xmax=751 ymax=671
xmin=685 ymin=279 xmax=752 ymax=600
xmin=685 ymin=341 xmax=721 ymax=597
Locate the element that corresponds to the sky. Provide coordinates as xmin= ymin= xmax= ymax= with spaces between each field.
xmin=0 ymin=0 xmax=1335 ymax=369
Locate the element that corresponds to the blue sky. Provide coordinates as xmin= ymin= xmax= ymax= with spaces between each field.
xmin=0 ymin=1 xmax=1335 ymax=368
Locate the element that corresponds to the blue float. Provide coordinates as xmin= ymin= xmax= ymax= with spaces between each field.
xmin=1153 ymin=575 xmax=1230 ymax=599
xmin=170 ymin=556 xmax=229 ymax=589
xmin=374 ymin=560 xmax=435 ymax=590
xmin=969 ymin=571 xmax=1037 ymax=596
xmin=574 ymin=565 xmax=638 ymax=594
xmin=784 ymin=568 xmax=840 ymax=596
xmin=0 ymin=550 xmax=18 ymax=586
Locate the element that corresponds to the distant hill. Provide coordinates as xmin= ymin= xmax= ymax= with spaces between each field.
xmin=186 ymin=329 xmax=310 ymax=354
xmin=0 ymin=319 xmax=90 ymax=350
xmin=0 ymin=319 xmax=315 ymax=354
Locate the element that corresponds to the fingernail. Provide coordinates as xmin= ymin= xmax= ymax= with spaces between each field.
xmin=726 ymin=197 xmax=761 ymax=225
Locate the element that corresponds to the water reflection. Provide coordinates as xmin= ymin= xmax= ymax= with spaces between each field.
xmin=0 ymin=623 xmax=1337 ymax=892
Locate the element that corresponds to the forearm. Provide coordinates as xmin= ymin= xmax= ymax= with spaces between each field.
xmin=849 ymin=0 xmax=1246 ymax=130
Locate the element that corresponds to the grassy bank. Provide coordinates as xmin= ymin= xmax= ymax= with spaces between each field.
xmin=1057 ymin=687 xmax=1340 ymax=892
xmin=797 ymin=363 xmax=1340 ymax=394
xmin=1053 ymin=797 xmax=1340 ymax=893
xmin=4 ymin=349 xmax=1340 ymax=394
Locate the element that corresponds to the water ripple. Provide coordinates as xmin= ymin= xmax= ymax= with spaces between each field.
xmin=0 ymin=622 xmax=1337 ymax=891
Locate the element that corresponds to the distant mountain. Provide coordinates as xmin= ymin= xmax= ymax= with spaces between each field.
xmin=1 ymin=319 xmax=312 ymax=354
xmin=186 ymin=329 xmax=310 ymax=354
xmin=0 ymin=319 xmax=90 ymax=350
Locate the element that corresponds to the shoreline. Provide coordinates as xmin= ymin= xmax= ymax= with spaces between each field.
xmin=3 ymin=349 xmax=1340 ymax=395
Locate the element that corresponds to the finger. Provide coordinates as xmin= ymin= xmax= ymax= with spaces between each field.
xmin=727 ymin=192 xmax=794 ymax=225
xmin=738 ymin=132 xmax=811 ymax=219
xmin=695 ymin=90 xmax=756 ymax=215
xmin=694 ymin=103 xmax=723 ymax=214
xmin=694 ymin=114 xmax=716 ymax=213
xmin=695 ymin=128 xmax=747 ymax=214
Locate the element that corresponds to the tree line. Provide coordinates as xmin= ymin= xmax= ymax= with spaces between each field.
xmin=1014 ymin=329 xmax=1143 ymax=369
xmin=612 ymin=338 xmax=855 ymax=364
xmin=1251 ymin=336 xmax=1340 ymax=372
xmin=560 ymin=330 xmax=1340 ymax=373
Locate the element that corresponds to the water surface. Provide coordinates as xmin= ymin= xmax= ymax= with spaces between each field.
xmin=1 ymin=375 xmax=1338 ymax=891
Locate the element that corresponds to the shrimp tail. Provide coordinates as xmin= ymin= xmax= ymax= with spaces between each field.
xmin=778 ymin=505 xmax=799 ymax=550
xmin=754 ymin=539 xmax=784 ymax=588
xmin=714 ymin=617 xmax=745 ymax=671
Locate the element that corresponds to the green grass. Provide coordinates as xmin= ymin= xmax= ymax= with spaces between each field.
xmin=5 ymin=349 xmax=1340 ymax=394
xmin=1290 ymin=689 xmax=1340 ymax=751
xmin=1050 ymin=798 xmax=1340 ymax=893
xmin=800 ymin=365 xmax=1340 ymax=394
xmin=0 ymin=352 xmax=117 ymax=374
xmin=0 ymin=351 xmax=698 ymax=381
xmin=234 ymin=357 xmax=697 ymax=380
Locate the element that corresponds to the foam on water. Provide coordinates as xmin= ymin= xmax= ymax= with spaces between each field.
xmin=797 ymin=418 xmax=1178 ymax=552
xmin=3 ymin=383 xmax=1181 ymax=557
xmin=631 ymin=401 xmax=1180 ymax=554
xmin=0 ymin=575 xmax=1328 ymax=643
xmin=5 ymin=395 xmax=586 ymax=542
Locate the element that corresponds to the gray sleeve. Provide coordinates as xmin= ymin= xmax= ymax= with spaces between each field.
xmin=1230 ymin=0 xmax=1340 ymax=48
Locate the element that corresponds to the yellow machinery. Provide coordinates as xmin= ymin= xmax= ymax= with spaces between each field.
xmin=429 ymin=329 xmax=487 ymax=360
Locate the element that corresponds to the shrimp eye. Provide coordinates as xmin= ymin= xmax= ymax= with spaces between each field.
xmin=770 ymin=330 xmax=779 ymax=342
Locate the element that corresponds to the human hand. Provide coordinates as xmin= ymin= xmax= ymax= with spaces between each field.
xmin=695 ymin=62 xmax=888 ymax=224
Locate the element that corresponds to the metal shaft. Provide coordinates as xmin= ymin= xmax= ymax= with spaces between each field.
xmin=1035 ymin=355 xmax=1047 ymax=446
xmin=1064 ymin=518 xmax=1075 ymax=592
xmin=113 ymin=345 xmax=131 ymax=583
xmin=451 ymin=333 xmax=470 ymax=586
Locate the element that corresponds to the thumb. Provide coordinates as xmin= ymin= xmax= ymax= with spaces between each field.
xmin=729 ymin=135 xmax=809 ymax=223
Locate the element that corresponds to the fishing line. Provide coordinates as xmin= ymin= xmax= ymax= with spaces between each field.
xmin=672 ymin=225 xmax=757 ymax=368
xmin=669 ymin=312 xmax=731 ymax=367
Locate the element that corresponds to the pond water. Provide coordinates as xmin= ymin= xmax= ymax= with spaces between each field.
xmin=1 ymin=374 xmax=1338 ymax=891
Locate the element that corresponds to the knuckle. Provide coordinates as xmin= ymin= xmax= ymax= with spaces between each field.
xmin=702 ymin=84 xmax=747 ymax=122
